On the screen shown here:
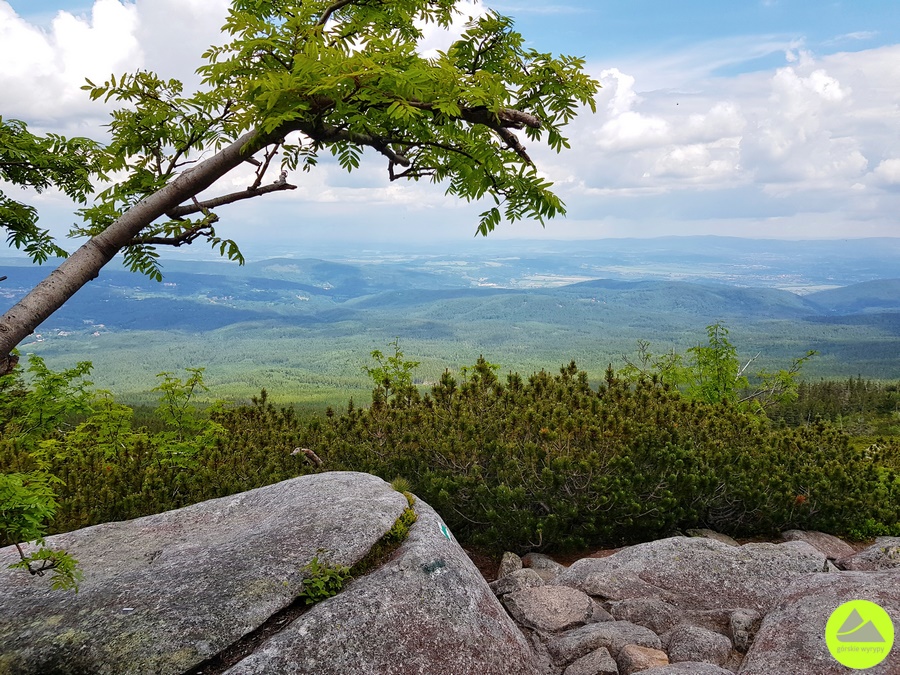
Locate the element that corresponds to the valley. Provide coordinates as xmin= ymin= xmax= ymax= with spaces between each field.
xmin=2 ymin=236 xmax=898 ymax=405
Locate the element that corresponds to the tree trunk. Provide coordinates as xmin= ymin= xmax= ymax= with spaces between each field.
xmin=0 ymin=129 xmax=266 ymax=375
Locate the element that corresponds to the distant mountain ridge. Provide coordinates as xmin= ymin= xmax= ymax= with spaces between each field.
xmin=4 ymin=239 xmax=899 ymax=396
xmin=3 ymin=257 xmax=899 ymax=333
xmin=806 ymin=279 xmax=900 ymax=315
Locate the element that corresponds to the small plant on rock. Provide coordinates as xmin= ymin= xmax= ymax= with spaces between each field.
xmin=297 ymin=552 xmax=351 ymax=605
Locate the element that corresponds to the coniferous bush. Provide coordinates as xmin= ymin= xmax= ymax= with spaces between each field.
xmin=2 ymin=354 xmax=898 ymax=559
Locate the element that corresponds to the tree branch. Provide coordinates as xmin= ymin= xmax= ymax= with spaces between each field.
xmin=165 ymin=174 xmax=297 ymax=219
xmin=130 ymin=219 xmax=217 ymax=248
xmin=250 ymin=143 xmax=282 ymax=190
xmin=287 ymin=120 xmax=411 ymax=166
xmin=318 ymin=0 xmax=358 ymax=26
xmin=494 ymin=127 xmax=533 ymax=164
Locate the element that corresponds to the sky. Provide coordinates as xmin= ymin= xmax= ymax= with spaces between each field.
xmin=1 ymin=0 xmax=900 ymax=251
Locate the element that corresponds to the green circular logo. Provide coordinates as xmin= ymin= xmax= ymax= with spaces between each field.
xmin=826 ymin=600 xmax=895 ymax=669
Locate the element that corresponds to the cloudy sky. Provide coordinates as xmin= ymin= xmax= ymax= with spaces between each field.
xmin=2 ymin=0 xmax=900 ymax=251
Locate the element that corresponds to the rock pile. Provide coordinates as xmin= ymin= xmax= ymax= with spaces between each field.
xmin=491 ymin=532 xmax=900 ymax=674
xmin=1 ymin=472 xmax=898 ymax=674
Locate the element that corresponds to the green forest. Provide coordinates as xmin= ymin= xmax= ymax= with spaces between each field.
xmin=3 ymin=328 xmax=899 ymax=589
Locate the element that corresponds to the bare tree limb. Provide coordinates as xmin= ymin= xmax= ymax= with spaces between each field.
xmin=250 ymin=144 xmax=282 ymax=190
xmin=292 ymin=447 xmax=324 ymax=467
xmin=736 ymin=352 xmax=761 ymax=379
xmin=494 ymin=127 xmax=533 ymax=164
xmin=166 ymin=174 xmax=297 ymax=219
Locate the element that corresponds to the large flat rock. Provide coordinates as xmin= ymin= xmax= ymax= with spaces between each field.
xmin=0 ymin=472 xmax=409 ymax=674
xmin=224 ymin=498 xmax=541 ymax=675
xmin=556 ymin=536 xmax=828 ymax=613
xmin=739 ymin=570 xmax=900 ymax=674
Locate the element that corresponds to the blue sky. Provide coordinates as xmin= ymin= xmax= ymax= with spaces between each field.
xmin=2 ymin=0 xmax=900 ymax=249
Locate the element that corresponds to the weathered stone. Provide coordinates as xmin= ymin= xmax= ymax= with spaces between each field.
xmin=780 ymin=530 xmax=855 ymax=560
xmin=557 ymin=536 xmax=827 ymax=613
xmin=548 ymin=621 xmax=663 ymax=663
xmin=490 ymin=567 xmax=545 ymax=596
xmin=524 ymin=627 xmax=559 ymax=675
xmin=225 ymin=497 xmax=542 ymax=675
xmin=678 ymin=608 xmax=732 ymax=637
xmin=503 ymin=584 xmax=594 ymax=632
xmin=590 ymin=598 xmax=615 ymax=623
xmin=835 ymin=537 xmax=900 ymax=571
xmin=617 ymin=644 xmax=669 ymax=674
xmin=0 ymin=472 xmax=408 ymax=675
xmin=609 ymin=597 xmax=682 ymax=634
xmin=729 ymin=609 xmax=761 ymax=652
xmin=666 ymin=625 xmax=732 ymax=666
xmin=524 ymin=552 xmax=567 ymax=581
xmin=563 ymin=647 xmax=619 ymax=675
xmin=497 ymin=551 xmax=524 ymax=579
xmin=740 ymin=569 xmax=900 ymax=674
xmin=0 ymin=473 xmax=541 ymax=675
xmin=565 ymin=568 xmax=681 ymax=603
xmin=642 ymin=664 xmax=735 ymax=674
xmin=686 ymin=529 xmax=740 ymax=547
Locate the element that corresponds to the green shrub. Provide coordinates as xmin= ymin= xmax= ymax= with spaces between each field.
xmin=318 ymin=359 xmax=899 ymax=552
xmin=297 ymin=553 xmax=351 ymax=605
xmin=3 ymin=352 xmax=898 ymax=563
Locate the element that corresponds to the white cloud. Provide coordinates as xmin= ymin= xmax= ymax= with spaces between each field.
xmin=0 ymin=0 xmax=141 ymax=125
xmin=1 ymin=2 xmax=899 ymax=242
xmin=417 ymin=0 xmax=487 ymax=58
xmin=871 ymin=158 xmax=900 ymax=188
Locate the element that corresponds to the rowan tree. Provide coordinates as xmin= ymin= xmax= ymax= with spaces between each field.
xmin=0 ymin=117 xmax=102 ymax=265
xmin=0 ymin=0 xmax=599 ymax=374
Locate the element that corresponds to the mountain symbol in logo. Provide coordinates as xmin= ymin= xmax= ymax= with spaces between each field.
xmin=837 ymin=609 xmax=887 ymax=643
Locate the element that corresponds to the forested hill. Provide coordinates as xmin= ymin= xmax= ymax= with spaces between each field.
xmin=806 ymin=279 xmax=900 ymax=314
xmin=2 ymin=238 xmax=899 ymax=400
xmin=3 ymin=256 xmax=899 ymax=332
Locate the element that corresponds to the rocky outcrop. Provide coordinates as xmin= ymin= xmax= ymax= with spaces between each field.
xmin=740 ymin=569 xmax=900 ymax=675
xmin=490 ymin=532 xmax=900 ymax=674
xmin=780 ymin=529 xmax=856 ymax=560
xmin=835 ymin=536 xmax=900 ymax=571
xmin=556 ymin=536 xmax=829 ymax=613
xmin=224 ymin=498 xmax=541 ymax=675
xmin=2 ymin=479 xmax=897 ymax=675
xmin=0 ymin=472 xmax=538 ymax=675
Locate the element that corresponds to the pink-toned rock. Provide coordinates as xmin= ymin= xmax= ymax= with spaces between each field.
xmin=666 ymin=625 xmax=732 ymax=666
xmin=780 ymin=530 xmax=855 ymax=560
xmin=563 ymin=647 xmax=619 ymax=675
xmin=609 ymin=597 xmax=682 ymax=634
xmin=617 ymin=644 xmax=669 ymax=674
xmin=503 ymin=585 xmax=594 ymax=632
xmin=643 ymin=664 xmax=734 ymax=674
xmin=548 ymin=621 xmax=663 ymax=663
xmin=497 ymin=551 xmax=523 ymax=579
xmin=686 ymin=529 xmax=740 ymax=547
xmin=557 ymin=536 xmax=827 ymax=613
xmin=490 ymin=568 xmax=545 ymax=596
xmin=835 ymin=537 xmax=900 ymax=571
xmin=523 ymin=552 xmax=567 ymax=581
xmin=740 ymin=569 xmax=900 ymax=674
